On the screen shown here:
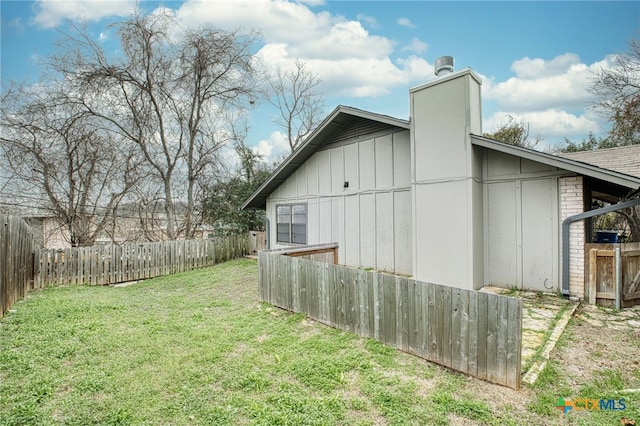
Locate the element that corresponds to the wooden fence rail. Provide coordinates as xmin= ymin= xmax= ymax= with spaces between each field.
xmin=1 ymin=215 xmax=35 ymax=318
xmin=34 ymin=235 xmax=249 ymax=287
xmin=259 ymin=250 xmax=523 ymax=389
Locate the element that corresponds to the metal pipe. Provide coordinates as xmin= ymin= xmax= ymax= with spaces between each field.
xmin=615 ymin=246 xmax=622 ymax=310
xmin=561 ymin=197 xmax=640 ymax=297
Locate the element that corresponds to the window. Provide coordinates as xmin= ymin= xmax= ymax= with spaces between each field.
xmin=276 ymin=204 xmax=307 ymax=244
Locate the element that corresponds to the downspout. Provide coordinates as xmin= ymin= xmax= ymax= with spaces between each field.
xmin=562 ymin=197 xmax=640 ymax=297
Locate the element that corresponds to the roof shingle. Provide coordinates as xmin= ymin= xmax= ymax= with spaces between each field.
xmin=559 ymin=145 xmax=640 ymax=179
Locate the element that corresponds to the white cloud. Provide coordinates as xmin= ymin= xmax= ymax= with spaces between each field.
xmin=397 ymin=17 xmax=416 ymax=29
xmin=510 ymin=53 xmax=582 ymax=79
xmin=357 ymin=13 xmax=378 ymax=28
xmin=254 ymin=131 xmax=290 ymax=161
xmin=99 ymin=31 xmax=108 ymax=41
xmin=483 ymin=54 xmax=613 ymax=112
xmin=484 ymin=109 xmax=602 ymax=142
xmin=401 ymin=37 xmax=428 ymax=54
xmin=479 ymin=53 xmax=621 ymax=143
xmin=295 ymin=0 xmax=326 ymax=5
xmin=32 ymin=0 xmax=137 ymax=28
xmin=173 ymin=0 xmax=431 ymax=98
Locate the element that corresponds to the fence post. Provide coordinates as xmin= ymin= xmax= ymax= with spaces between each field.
xmin=616 ymin=246 xmax=622 ymax=310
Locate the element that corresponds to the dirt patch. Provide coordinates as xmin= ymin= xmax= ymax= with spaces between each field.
xmin=555 ymin=304 xmax=640 ymax=388
xmin=463 ymin=301 xmax=640 ymax=424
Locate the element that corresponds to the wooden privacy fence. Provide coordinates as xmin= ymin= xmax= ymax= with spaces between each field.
xmin=586 ymin=242 xmax=640 ymax=308
xmin=1 ymin=215 xmax=35 ymax=318
xmin=34 ymin=235 xmax=248 ymax=287
xmin=258 ymin=250 xmax=523 ymax=389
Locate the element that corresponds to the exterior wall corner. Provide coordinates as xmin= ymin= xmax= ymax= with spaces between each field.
xmin=559 ymin=176 xmax=585 ymax=299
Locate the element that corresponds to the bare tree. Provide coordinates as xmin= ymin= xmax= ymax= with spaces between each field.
xmin=57 ymin=12 xmax=257 ymax=240
xmin=0 ymin=84 xmax=138 ymax=247
xmin=268 ymin=59 xmax=325 ymax=151
xmin=591 ymin=38 xmax=640 ymax=146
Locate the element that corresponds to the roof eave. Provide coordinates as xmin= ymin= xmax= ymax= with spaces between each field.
xmin=242 ymin=106 xmax=409 ymax=210
xmin=471 ymin=134 xmax=640 ymax=190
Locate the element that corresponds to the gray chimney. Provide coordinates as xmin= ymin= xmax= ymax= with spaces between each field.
xmin=434 ymin=56 xmax=454 ymax=76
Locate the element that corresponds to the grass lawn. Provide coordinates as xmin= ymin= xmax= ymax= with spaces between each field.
xmin=1 ymin=258 xmax=639 ymax=425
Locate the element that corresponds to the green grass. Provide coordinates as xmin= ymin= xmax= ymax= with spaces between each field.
xmin=4 ymin=259 xmax=637 ymax=425
xmin=0 ymin=259 xmax=502 ymax=425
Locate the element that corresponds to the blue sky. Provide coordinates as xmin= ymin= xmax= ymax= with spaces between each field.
xmin=2 ymin=0 xmax=639 ymax=159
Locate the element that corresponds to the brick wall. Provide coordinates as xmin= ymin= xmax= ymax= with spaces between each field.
xmin=559 ymin=176 xmax=585 ymax=298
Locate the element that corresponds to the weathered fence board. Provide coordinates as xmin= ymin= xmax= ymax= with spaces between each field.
xmin=258 ymin=250 xmax=523 ymax=389
xmin=0 ymin=215 xmax=35 ymax=318
xmin=585 ymin=242 xmax=640 ymax=307
xmin=34 ymin=235 xmax=248 ymax=287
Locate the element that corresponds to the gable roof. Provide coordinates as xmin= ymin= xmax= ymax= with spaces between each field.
xmin=557 ymin=145 xmax=640 ymax=179
xmin=242 ymin=109 xmax=640 ymax=211
xmin=242 ymin=106 xmax=410 ymax=210
xmin=471 ymin=135 xmax=640 ymax=190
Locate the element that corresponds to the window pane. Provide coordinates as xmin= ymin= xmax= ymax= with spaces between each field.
xmin=292 ymin=205 xmax=306 ymax=224
xmin=292 ymin=224 xmax=306 ymax=244
xmin=276 ymin=224 xmax=290 ymax=243
xmin=277 ymin=206 xmax=290 ymax=224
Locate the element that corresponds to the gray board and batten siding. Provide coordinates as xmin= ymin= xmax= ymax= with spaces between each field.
xmin=259 ymin=250 xmax=523 ymax=389
xmin=265 ymin=114 xmax=413 ymax=276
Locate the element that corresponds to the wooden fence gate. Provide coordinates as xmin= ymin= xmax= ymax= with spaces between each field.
xmin=586 ymin=242 xmax=640 ymax=307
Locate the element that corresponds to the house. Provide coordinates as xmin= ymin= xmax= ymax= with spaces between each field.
xmin=22 ymin=214 xmax=70 ymax=249
xmin=243 ymin=63 xmax=640 ymax=300
xmin=18 ymin=201 xmax=214 ymax=249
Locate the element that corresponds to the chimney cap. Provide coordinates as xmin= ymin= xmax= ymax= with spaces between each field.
xmin=435 ymin=56 xmax=454 ymax=76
